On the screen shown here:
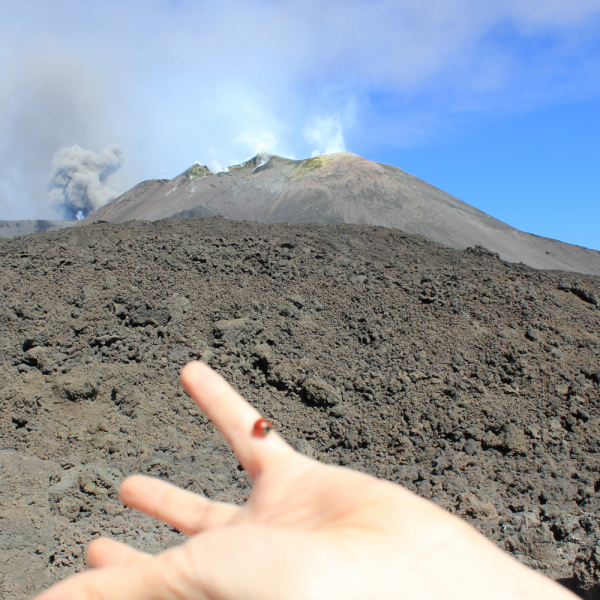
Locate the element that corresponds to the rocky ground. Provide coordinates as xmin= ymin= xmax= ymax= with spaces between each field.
xmin=1 ymin=217 xmax=599 ymax=599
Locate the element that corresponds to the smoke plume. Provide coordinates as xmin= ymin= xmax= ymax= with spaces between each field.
xmin=304 ymin=115 xmax=346 ymax=157
xmin=48 ymin=145 xmax=125 ymax=220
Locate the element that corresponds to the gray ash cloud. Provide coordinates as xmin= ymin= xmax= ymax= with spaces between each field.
xmin=48 ymin=145 xmax=125 ymax=220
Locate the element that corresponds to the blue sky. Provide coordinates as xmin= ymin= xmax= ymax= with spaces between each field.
xmin=0 ymin=0 xmax=599 ymax=250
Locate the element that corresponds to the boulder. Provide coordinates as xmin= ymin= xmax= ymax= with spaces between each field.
xmin=302 ymin=376 xmax=341 ymax=407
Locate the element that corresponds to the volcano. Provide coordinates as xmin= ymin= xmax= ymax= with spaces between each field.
xmin=3 ymin=152 xmax=599 ymax=275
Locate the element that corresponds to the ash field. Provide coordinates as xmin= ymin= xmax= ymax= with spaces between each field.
xmin=1 ymin=217 xmax=600 ymax=598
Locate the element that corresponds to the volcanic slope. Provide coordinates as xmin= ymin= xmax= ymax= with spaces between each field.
xmin=1 ymin=217 xmax=600 ymax=599
xmin=84 ymin=153 xmax=600 ymax=276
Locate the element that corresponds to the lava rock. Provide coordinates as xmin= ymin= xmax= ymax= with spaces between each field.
xmin=302 ymin=376 xmax=341 ymax=407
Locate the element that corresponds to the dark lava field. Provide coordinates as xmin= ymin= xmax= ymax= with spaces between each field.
xmin=1 ymin=217 xmax=600 ymax=599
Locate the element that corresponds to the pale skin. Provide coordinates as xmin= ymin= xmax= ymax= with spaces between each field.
xmin=35 ymin=361 xmax=576 ymax=600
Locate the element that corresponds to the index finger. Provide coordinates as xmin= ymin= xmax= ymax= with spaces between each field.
xmin=180 ymin=362 xmax=294 ymax=479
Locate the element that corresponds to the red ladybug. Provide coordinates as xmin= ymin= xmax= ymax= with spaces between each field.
xmin=253 ymin=418 xmax=273 ymax=437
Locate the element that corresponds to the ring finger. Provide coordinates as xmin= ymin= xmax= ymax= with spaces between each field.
xmin=119 ymin=475 xmax=241 ymax=535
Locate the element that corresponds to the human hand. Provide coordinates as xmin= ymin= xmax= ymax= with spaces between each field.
xmin=35 ymin=361 xmax=576 ymax=600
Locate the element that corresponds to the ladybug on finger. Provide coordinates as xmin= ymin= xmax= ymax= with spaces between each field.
xmin=252 ymin=418 xmax=273 ymax=438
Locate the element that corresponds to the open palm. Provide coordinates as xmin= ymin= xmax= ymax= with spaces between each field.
xmin=36 ymin=362 xmax=574 ymax=600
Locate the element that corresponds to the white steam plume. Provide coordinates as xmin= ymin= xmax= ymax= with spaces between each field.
xmin=303 ymin=115 xmax=346 ymax=157
xmin=48 ymin=145 xmax=125 ymax=220
xmin=251 ymin=152 xmax=272 ymax=172
xmin=207 ymin=160 xmax=230 ymax=174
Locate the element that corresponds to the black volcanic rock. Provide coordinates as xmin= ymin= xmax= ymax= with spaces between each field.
xmin=0 ymin=216 xmax=599 ymax=598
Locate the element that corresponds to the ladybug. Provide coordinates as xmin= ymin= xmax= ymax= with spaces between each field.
xmin=252 ymin=418 xmax=273 ymax=437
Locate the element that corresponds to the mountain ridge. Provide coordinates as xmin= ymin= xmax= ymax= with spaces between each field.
xmin=3 ymin=152 xmax=599 ymax=275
